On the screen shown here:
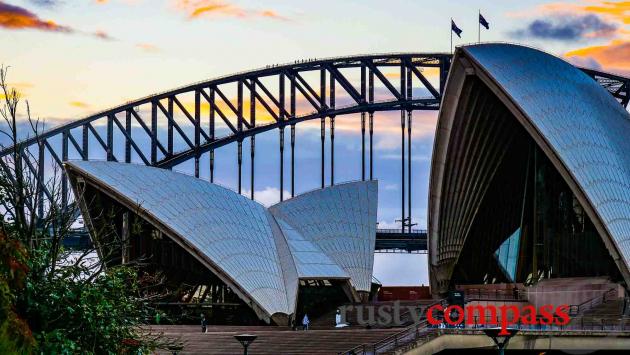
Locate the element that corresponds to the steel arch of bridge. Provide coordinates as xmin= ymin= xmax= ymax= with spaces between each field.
xmin=1 ymin=52 xmax=628 ymax=236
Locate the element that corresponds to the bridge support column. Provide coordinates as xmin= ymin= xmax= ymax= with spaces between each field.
xmin=407 ymin=68 xmax=413 ymax=233
xmin=209 ymin=88 xmax=215 ymax=183
xmin=369 ymin=112 xmax=374 ymax=180
xmin=330 ymin=116 xmax=335 ymax=186
xmin=330 ymin=72 xmax=335 ymax=186
xmin=151 ymin=102 xmax=157 ymax=165
xmin=401 ymin=110 xmax=406 ymax=232
xmin=407 ymin=110 xmax=413 ymax=233
xmin=361 ymin=113 xmax=366 ymax=181
xmin=107 ymin=114 xmax=114 ymax=161
xmin=361 ymin=64 xmax=366 ymax=181
xmin=320 ymin=117 xmax=325 ymax=189
xmin=400 ymin=65 xmax=406 ymax=232
xmin=62 ymin=130 xmax=68 ymax=209
xmin=210 ymin=150 xmax=214 ymax=183
xmin=279 ymin=127 xmax=284 ymax=201
xmin=82 ymin=125 xmax=89 ymax=161
xmin=168 ymin=97 xmax=174 ymax=157
xmin=290 ymin=124 xmax=295 ymax=198
xmin=250 ymin=81 xmax=256 ymax=200
xmin=250 ymin=136 xmax=255 ymax=200
xmin=237 ymin=140 xmax=242 ymax=194
xmin=37 ymin=141 xmax=44 ymax=220
xmin=320 ymin=67 xmax=326 ymax=189
xmin=368 ymin=66 xmax=374 ymax=181
xmin=290 ymin=71 xmax=296 ymax=198
xmin=125 ymin=110 xmax=132 ymax=163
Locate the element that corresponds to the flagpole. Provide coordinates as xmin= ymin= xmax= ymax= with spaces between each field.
xmin=450 ymin=18 xmax=453 ymax=54
xmin=478 ymin=9 xmax=481 ymax=43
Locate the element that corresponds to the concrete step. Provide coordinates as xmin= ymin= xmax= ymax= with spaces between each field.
xmin=150 ymin=325 xmax=402 ymax=354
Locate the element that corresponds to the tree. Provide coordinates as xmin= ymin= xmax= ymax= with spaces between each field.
xmin=0 ymin=66 xmax=177 ymax=354
xmin=0 ymin=230 xmax=35 ymax=353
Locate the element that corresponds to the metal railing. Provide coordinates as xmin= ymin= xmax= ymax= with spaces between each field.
xmin=463 ymin=288 xmax=526 ymax=301
xmin=449 ymin=315 xmax=630 ymax=333
xmin=338 ymin=315 xmax=630 ymax=355
xmin=376 ymin=229 xmax=427 ymax=235
xmin=339 ymin=299 xmax=445 ymax=355
xmin=569 ymin=287 xmax=618 ymax=316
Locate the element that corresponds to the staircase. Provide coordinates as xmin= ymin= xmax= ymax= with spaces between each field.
xmin=582 ymin=298 xmax=625 ymax=318
xmin=310 ymin=300 xmax=438 ymax=330
xmin=151 ymin=325 xmax=402 ymax=354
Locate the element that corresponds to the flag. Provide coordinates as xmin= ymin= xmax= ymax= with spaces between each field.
xmin=451 ymin=20 xmax=463 ymax=38
xmin=479 ymin=13 xmax=489 ymax=30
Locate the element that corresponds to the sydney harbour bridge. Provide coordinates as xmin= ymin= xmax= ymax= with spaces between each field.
xmin=1 ymin=52 xmax=628 ymax=253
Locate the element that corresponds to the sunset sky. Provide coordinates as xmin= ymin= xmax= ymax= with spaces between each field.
xmin=1 ymin=0 xmax=628 ymax=285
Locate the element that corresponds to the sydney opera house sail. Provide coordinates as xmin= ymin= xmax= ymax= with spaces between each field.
xmin=64 ymin=161 xmax=377 ymax=325
xmin=429 ymin=43 xmax=630 ymax=294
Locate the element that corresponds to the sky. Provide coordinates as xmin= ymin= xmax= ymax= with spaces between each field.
xmin=1 ymin=0 xmax=628 ymax=285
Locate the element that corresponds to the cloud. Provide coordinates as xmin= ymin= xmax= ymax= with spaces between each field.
xmin=583 ymin=1 xmax=630 ymax=24
xmin=28 ymin=0 xmax=60 ymax=7
xmin=136 ymin=43 xmax=160 ymax=52
xmin=383 ymin=183 xmax=398 ymax=191
xmin=565 ymin=39 xmax=630 ymax=76
xmin=174 ymin=0 xmax=290 ymax=21
xmin=511 ymin=14 xmax=617 ymax=41
xmin=0 ymin=1 xmax=72 ymax=32
xmin=93 ymin=29 xmax=114 ymax=40
xmin=69 ymin=101 xmax=90 ymax=108
xmin=565 ymin=54 xmax=603 ymax=70
xmin=241 ymin=186 xmax=290 ymax=206
xmin=509 ymin=1 xmax=629 ymax=23
xmin=0 ymin=1 xmax=114 ymax=40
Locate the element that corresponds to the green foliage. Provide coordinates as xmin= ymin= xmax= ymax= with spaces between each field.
xmin=21 ymin=244 xmax=155 ymax=354
xmin=1 ymin=66 xmax=176 ymax=354
xmin=0 ymin=232 xmax=36 ymax=354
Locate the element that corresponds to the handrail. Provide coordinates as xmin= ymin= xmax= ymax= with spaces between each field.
xmin=376 ymin=228 xmax=427 ymax=234
xmin=338 ymin=298 xmax=445 ymax=355
xmin=339 ymin=314 xmax=630 ymax=355
xmin=463 ymin=287 xmax=525 ymax=301
xmin=569 ymin=287 xmax=618 ymax=316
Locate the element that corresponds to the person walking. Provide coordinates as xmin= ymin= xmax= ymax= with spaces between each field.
xmin=201 ymin=313 xmax=207 ymax=333
xmin=302 ymin=313 xmax=310 ymax=331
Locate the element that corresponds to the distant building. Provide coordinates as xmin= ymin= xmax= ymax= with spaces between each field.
xmin=429 ymin=43 xmax=630 ymax=299
xmin=65 ymin=161 xmax=378 ymax=325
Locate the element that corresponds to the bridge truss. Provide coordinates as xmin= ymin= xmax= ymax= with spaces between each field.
xmin=1 ymin=53 xmax=628 ymax=253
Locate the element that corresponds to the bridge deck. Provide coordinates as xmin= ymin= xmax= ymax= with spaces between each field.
xmin=67 ymin=228 xmax=429 ymax=253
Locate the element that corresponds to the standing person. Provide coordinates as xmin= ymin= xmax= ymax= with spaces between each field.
xmin=512 ymin=286 xmax=519 ymax=300
xmin=201 ymin=313 xmax=207 ymax=333
xmin=302 ymin=313 xmax=310 ymax=331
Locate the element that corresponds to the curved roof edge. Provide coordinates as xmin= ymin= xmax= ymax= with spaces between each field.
xmin=429 ymin=43 xmax=630 ymax=292
xmin=269 ymin=180 xmax=378 ymax=292
xmin=64 ymin=161 xmax=281 ymax=322
xmin=64 ymin=161 xmax=374 ymax=322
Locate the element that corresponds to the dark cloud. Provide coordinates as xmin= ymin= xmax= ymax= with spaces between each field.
xmin=512 ymin=14 xmax=617 ymax=41
xmin=0 ymin=1 xmax=113 ymax=40
xmin=28 ymin=0 xmax=61 ymax=8
xmin=0 ymin=1 xmax=72 ymax=32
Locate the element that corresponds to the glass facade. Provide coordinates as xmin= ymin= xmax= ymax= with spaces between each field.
xmin=494 ymin=228 xmax=520 ymax=282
